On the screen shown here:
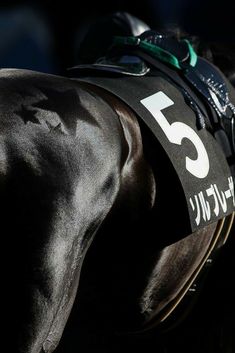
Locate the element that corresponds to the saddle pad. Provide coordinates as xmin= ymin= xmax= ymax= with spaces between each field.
xmin=77 ymin=75 xmax=235 ymax=233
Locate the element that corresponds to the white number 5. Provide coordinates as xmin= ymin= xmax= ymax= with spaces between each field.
xmin=140 ymin=91 xmax=209 ymax=178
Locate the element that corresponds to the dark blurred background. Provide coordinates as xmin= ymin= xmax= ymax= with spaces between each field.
xmin=0 ymin=0 xmax=235 ymax=76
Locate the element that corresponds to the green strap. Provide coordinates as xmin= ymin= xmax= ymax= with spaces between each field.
xmin=113 ymin=36 xmax=197 ymax=70
xmin=184 ymin=39 xmax=197 ymax=67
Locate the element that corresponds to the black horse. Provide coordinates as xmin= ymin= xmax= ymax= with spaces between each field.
xmin=0 ymin=13 xmax=234 ymax=353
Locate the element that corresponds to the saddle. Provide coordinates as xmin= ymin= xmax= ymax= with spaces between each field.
xmin=68 ymin=15 xmax=235 ymax=330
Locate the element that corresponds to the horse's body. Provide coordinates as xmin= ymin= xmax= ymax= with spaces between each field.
xmin=0 ymin=43 xmax=234 ymax=352
xmin=0 ymin=68 xmax=154 ymax=352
